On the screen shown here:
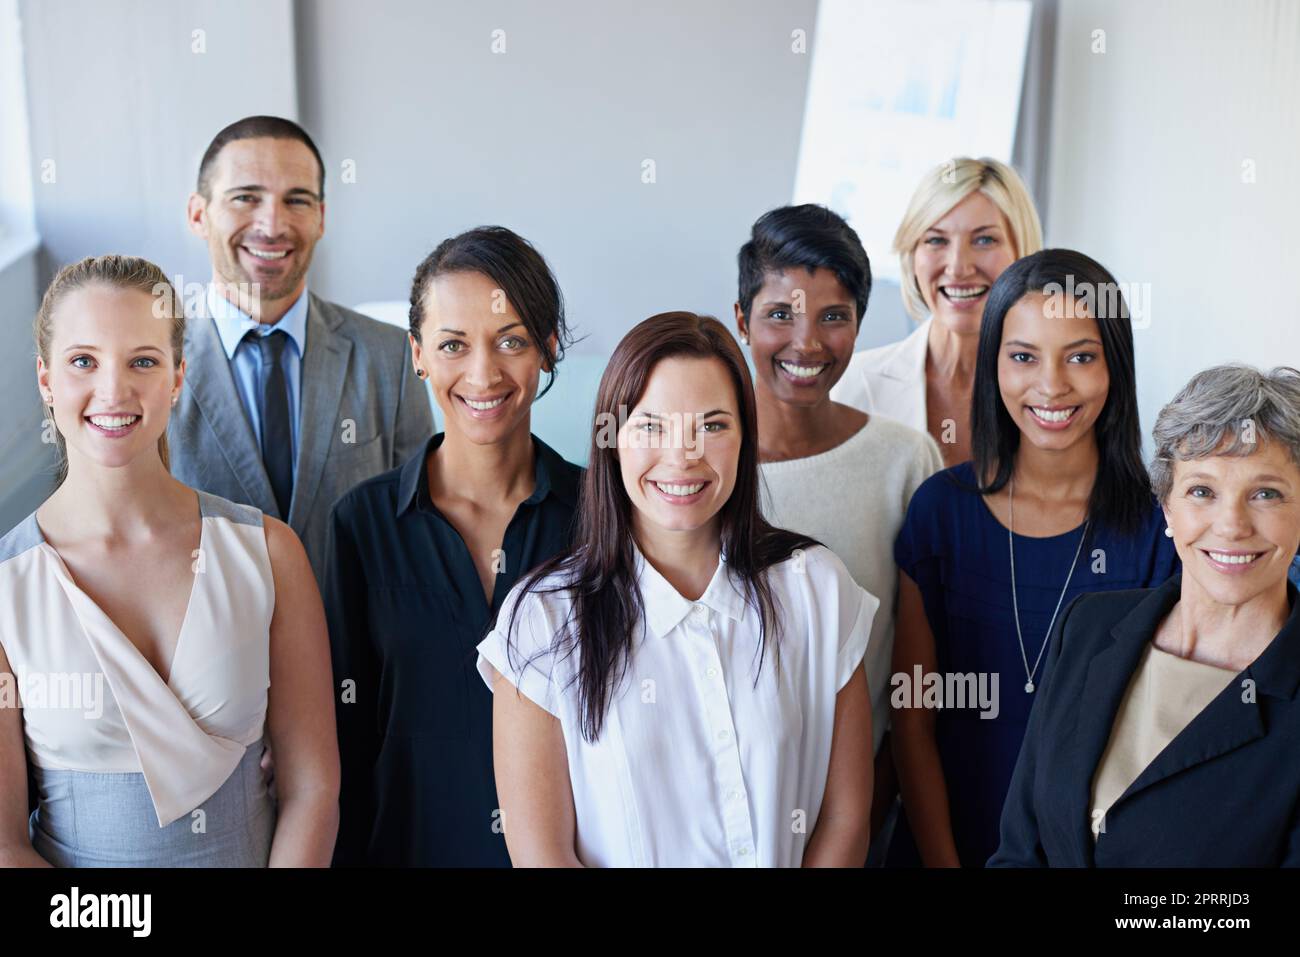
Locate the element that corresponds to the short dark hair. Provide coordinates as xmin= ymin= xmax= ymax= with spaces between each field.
xmin=970 ymin=248 xmax=1152 ymax=535
xmin=196 ymin=115 xmax=325 ymax=201
xmin=736 ymin=204 xmax=872 ymax=325
xmin=408 ymin=226 xmax=572 ymax=401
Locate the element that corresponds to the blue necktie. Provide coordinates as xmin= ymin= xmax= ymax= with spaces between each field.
xmin=246 ymin=329 xmax=294 ymax=519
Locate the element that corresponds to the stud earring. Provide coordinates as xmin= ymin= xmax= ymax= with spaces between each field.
xmin=740 ymin=332 xmax=749 ymax=345
xmin=1164 ymin=526 xmax=1174 ymax=538
xmin=416 ymin=368 xmax=427 ymax=379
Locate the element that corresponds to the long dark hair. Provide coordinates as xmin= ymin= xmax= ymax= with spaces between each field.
xmin=970 ymin=248 xmax=1152 ymax=535
xmin=408 ymin=226 xmax=572 ymax=400
xmin=502 ymin=312 xmax=820 ymax=742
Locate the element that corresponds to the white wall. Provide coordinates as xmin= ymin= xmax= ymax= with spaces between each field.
xmin=17 ymin=0 xmax=922 ymax=353
xmin=1045 ymin=0 xmax=1300 ymax=448
xmin=0 ymin=244 xmax=45 ymax=535
xmin=20 ymin=0 xmax=298 ymax=290
xmin=7 ymin=0 xmax=301 ymax=532
xmin=295 ymin=0 xmax=831 ymax=356
xmin=0 ymin=0 xmax=34 ymax=239
xmin=1 ymin=0 xmax=45 ymax=532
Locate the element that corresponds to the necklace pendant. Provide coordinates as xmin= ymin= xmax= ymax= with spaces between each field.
xmin=1024 ymin=681 xmax=1035 ymax=693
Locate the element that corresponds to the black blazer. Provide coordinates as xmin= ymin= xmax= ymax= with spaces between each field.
xmin=990 ymin=574 xmax=1300 ymax=867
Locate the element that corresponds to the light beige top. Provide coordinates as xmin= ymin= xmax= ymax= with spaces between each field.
xmin=0 ymin=490 xmax=273 ymax=827
xmin=1090 ymin=643 xmax=1237 ymax=839
xmin=758 ymin=415 xmax=941 ymax=756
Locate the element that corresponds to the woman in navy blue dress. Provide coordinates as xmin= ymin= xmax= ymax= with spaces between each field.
xmin=887 ymin=249 xmax=1179 ymax=867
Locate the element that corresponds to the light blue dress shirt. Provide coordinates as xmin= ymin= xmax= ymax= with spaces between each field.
xmin=207 ymin=284 xmax=308 ymax=478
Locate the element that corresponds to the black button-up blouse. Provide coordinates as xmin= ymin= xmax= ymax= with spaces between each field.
xmin=324 ymin=432 xmax=582 ymax=866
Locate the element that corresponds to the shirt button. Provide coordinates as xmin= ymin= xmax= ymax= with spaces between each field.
xmin=692 ymin=603 xmax=709 ymax=621
xmin=717 ymin=729 xmax=730 ymax=741
xmin=728 ymin=790 xmax=741 ymax=802
xmin=738 ymin=846 xmax=751 ymax=857
xmin=706 ymin=667 xmax=718 ymax=679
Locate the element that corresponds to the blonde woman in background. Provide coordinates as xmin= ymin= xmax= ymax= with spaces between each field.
xmin=831 ymin=157 xmax=1043 ymax=468
xmin=0 ymin=256 xmax=338 ymax=867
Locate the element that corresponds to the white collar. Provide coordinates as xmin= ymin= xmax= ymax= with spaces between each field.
xmin=206 ymin=283 xmax=310 ymax=361
xmin=632 ymin=539 xmax=748 ymax=638
xmin=879 ymin=316 xmax=932 ymax=381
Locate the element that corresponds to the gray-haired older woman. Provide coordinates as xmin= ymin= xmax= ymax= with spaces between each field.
xmin=990 ymin=364 xmax=1300 ymax=866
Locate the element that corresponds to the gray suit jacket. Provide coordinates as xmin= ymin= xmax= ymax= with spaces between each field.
xmin=168 ymin=292 xmax=433 ymax=582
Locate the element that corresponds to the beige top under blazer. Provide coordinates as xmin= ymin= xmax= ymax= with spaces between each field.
xmin=1089 ymin=643 xmax=1238 ymax=839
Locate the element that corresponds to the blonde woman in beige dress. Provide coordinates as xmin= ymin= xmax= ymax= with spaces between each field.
xmin=0 ymin=256 xmax=338 ymax=867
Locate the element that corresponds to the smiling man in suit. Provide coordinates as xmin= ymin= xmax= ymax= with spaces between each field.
xmin=171 ymin=115 xmax=432 ymax=583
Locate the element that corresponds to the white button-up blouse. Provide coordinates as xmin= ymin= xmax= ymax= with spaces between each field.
xmin=476 ymin=541 xmax=878 ymax=867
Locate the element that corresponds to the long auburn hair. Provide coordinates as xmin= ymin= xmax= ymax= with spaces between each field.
xmin=501 ymin=311 xmax=820 ymax=742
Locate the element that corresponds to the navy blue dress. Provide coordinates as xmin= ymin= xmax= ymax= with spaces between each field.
xmin=888 ymin=462 xmax=1179 ymax=867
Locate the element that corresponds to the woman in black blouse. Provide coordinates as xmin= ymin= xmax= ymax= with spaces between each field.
xmin=324 ymin=227 xmax=581 ymax=866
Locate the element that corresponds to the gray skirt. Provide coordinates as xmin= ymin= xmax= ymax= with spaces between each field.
xmin=29 ymin=742 xmax=275 ymax=867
